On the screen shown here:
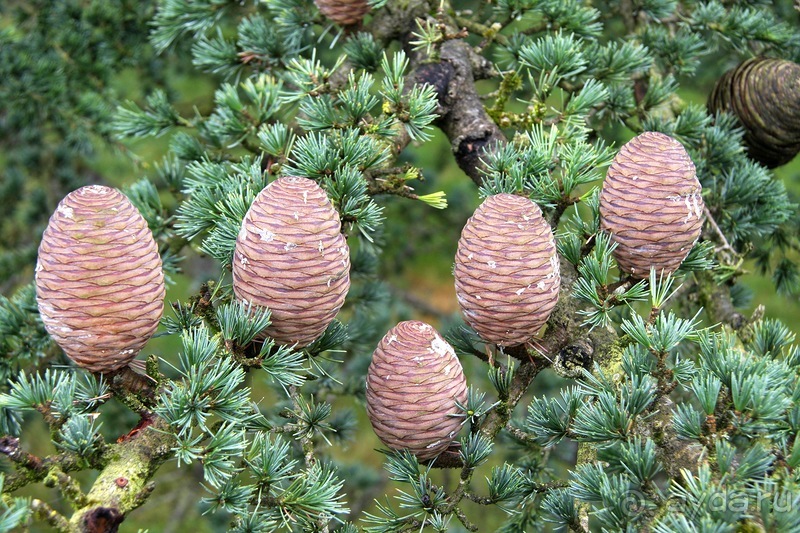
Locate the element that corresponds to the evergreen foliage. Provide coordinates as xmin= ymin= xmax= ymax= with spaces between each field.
xmin=0 ymin=1 xmax=159 ymax=288
xmin=3 ymin=0 xmax=800 ymax=531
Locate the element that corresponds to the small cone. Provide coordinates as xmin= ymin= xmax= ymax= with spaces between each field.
xmin=233 ymin=177 xmax=350 ymax=347
xmin=314 ymin=0 xmax=370 ymax=25
xmin=35 ymin=185 xmax=165 ymax=373
xmin=454 ymin=194 xmax=560 ymax=347
xmin=366 ymin=321 xmax=468 ymax=460
xmin=599 ymin=131 xmax=704 ymax=278
xmin=708 ymin=57 xmax=800 ymax=168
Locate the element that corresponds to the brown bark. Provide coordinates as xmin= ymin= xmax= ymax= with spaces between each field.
xmin=411 ymin=40 xmax=506 ymax=186
xmin=68 ymin=415 xmax=176 ymax=533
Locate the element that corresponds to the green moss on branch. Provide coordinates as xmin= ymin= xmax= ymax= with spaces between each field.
xmin=68 ymin=415 xmax=175 ymax=533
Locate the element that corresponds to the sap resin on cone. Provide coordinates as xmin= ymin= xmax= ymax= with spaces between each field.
xmin=35 ymin=185 xmax=165 ymax=373
xmin=366 ymin=321 xmax=468 ymax=460
xmin=454 ymin=194 xmax=560 ymax=347
xmin=233 ymin=177 xmax=350 ymax=347
xmin=599 ymin=131 xmax=704 ymax=278
xmin=314 ymin=0 xmax=370 ymax=25
xmin=708 ymin=57 xmax=800 ymax=168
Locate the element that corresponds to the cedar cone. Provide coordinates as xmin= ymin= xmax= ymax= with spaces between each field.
xmin=35 ymin=185 xmax=165 ymax=373
xmin=708 ymin=57 xmax=800 ymax=168
xmin=232 ymin=177 xmax=350 ymax=347
xmin=599 ymin=131 xmax=704 ymax=279
xmin=314 ymin=0 xmax=370 ymax=25
xmin=453 ymin=194 xmax=560 ymax=347
xmin=366 ymin=321 xmax=468 ymax=460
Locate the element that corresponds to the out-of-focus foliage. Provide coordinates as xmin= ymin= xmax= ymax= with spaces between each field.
xmin=0 ymin=0 xmax=160 ymax=289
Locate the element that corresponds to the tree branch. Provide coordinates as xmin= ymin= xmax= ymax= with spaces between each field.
xmin=410 ymin=39 xmax=506 ymax=186
xmin=67 ymin=415 xmax=176 ymax=532
xmin=30 ymin=498 xmax=72 ymax=533
xmin=369 ymin=0 xmax=505 ymax=185
xmin=1 ymin=436 xmax=102 ymax=493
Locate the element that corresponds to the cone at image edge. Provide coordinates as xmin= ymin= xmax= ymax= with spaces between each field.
xmin=35 ymin=185 xmax=166 ymax=373
xmin=708 ymin=57 xmax=800 ymax=168
xmin=314 ymin=0 xmax=370 ymax=25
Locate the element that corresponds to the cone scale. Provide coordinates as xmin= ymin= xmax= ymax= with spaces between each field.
xmin=599 ymin=131 xmax=704 ymax=278
xmin=454 ymin=194 xmax=560 ymax=347
xmin=314 ymin=0 xmax=370 ymax=25
xmin=35 ymin=185 xmax=166 ymax=373
xmin=366 ymin=321 xmax=468 ymax=460
xmin=232 ymin=177 xmax=350 ymax=347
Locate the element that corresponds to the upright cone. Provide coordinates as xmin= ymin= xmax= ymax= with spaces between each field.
xmin=366 ymin=321 xmax=468 ymax=460
xmin=35 ymin=185 xmax=166 ymax=373
xmin=314 ymin=0 xmax=370 ymax=25
xmin=233 ymin=177 xmax=350 ymax=347
xmin=454 ymin=194 xmax=560 ymax=347
xmin=708 ymin=57 xmax=800 ymax=168
xmin=599 ymin=131 xmax=704 ymax=278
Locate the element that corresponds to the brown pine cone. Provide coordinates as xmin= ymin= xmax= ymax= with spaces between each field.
xmin=366 ymin=321 xmax=468 ymax=460
xmin=314 ymin=0 xmax=370 ymax=25
xmin=232 ymin=177 xmax=350 ymax=347
xmin=454 ymin=194 xmax=560 ymax=347
xmin=35 ymin=185 xmax=166 ymax=373
xmin=599 ymin=131 xmax=704 ymax=278
xmin=708 ymin=57 xmax=800 ymax=168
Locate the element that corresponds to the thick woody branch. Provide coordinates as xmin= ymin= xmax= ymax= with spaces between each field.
xmin=68 ymin=415 xmax=175 ymax=533
xmin=4 ymin=414 xmax=175 ymax=533
xmin=369 ymin=0 xmax=505 ymax=186
xmin=410 ymin=40 xmax=506 ymax=186
xmin=368 ymin=1 xmax=436 ymax=43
